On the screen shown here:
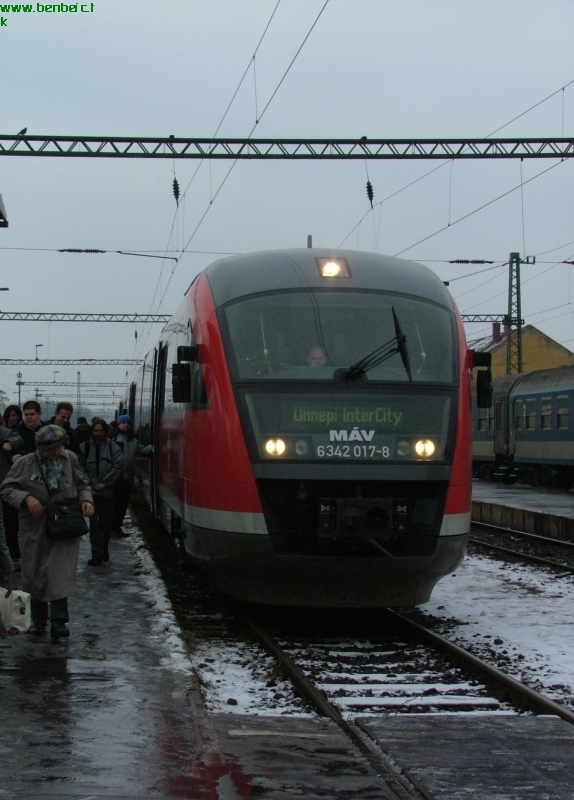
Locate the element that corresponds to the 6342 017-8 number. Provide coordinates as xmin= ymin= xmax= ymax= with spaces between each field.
xmin=316 ymin=444 xmax=391 ymax=458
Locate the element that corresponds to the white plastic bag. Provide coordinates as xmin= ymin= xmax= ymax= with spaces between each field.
xmin=0 ymin=587 xmax=31 ymax=634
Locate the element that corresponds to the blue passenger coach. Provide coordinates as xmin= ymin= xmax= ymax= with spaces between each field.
xmin=473 ymin=366 xmax=574 ymax=488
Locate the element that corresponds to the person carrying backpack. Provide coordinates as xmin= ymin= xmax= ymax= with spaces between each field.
xmin=79 ymin=419 xmax=123 ymax=566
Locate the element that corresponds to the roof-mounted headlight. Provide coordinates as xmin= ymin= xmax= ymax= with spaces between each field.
xmin=316 ymin=257 xmax=351 ymax=278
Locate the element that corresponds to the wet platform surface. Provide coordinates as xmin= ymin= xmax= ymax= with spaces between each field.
xmin=473 ymin=480 xmax=574 ymax=519
xmin=361 ymin=715 xmax=574 ymax=800
xmin=3 ymin=524 xmax=574 ymax=799
xmin=0 ymin=532 xmax=388 ymax=799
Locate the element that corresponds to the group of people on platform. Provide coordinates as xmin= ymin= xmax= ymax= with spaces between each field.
xmin=0 ymin=403 xmax=152 ymax=640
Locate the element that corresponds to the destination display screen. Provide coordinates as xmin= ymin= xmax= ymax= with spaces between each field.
xmin=242 ymin=392 xmax=453 ymax=462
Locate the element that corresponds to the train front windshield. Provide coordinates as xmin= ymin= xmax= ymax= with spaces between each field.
xmin=222 ymin=289 xmax=457 ymax=463
xmin=223 ymin=289 xmax=455 ymax=383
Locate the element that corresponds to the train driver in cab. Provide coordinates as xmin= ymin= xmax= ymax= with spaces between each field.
xmin=307 ymin=345 xmax=327 ymax=367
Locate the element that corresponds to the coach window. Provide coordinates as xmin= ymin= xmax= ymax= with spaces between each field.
xmin=540 ymin=397 xmax=552 ymax=430
xmin=557 ymin=396 xmax=569 ymax=430
xmin=525 ymin=399 xmax=536 ymax=430
xmin=514 ymin=401 xmax=524 ymax=430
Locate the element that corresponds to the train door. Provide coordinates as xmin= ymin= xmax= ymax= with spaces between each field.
xmin=508 ymin=398 xmax=517 ymax=456
xmin=493 ymin=398 xmax=508 ymax=457
xmin=150 ymin=341 xmax=168 ymax=517
xmin=128 ymin=382 xmax=136 ymax=422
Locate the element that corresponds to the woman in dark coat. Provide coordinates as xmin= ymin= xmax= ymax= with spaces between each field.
xmin=0 ymin=413 xmax=24 ymax=568
xmin=0 ymin=425 xmax=93 ymax=640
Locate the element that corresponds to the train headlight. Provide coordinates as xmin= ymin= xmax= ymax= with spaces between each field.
xmin=294 ymin=439 xmax=309 ymax=456
xmin=415 ymin=439 xmax=435 ymax=457
xmin=265 ymin=438 xmax=286 ymax=456
xmin=396 ymin=440 xmax=410 ymax=456
xmin=322 ymin=261 xmax=341 ymax=277
xmin=316 ymin=257 xmax=352 ymax=278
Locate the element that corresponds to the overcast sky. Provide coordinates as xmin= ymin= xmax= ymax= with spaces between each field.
xmin=1 ymin=0 xmax=573 ymax=416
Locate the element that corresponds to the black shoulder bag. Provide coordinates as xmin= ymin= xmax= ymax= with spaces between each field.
xmin=36 ymin=455 xmax=89 ymax=541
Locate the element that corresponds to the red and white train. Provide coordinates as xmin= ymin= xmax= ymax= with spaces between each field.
xmin=124 ymin=248 xmax=482 ymax=607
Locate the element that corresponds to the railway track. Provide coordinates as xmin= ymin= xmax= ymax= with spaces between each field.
xmin=133 ymin=503 xmax=574 ymax=799
xmin=241 ymin=608 xmax=574 ymax=799
xmin=470 ymin=520 xmax=574 ymax=573
xmin=242 ymin=608 xmax=574 ymax=724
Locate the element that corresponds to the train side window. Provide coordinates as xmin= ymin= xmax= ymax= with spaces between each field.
xmin=514 ymin=401 xmax=524 ymax=430
xmin=557 ymin=396 xmax=569 ymax=430
xmin=525 ymin=399 xmax=536 ymax=430
xmin=540 ymin=397 xmax=552 ymax=430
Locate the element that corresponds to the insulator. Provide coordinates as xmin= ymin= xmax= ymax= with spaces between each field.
xmin=173 ymin=177 xmax=180 ymax=206
xmin=58 ymin=249 xmax=106 ymax=253
xmin=448 ymin=259 xmax=493 ymax=264
xmin=366 ymin=180 xmax=374 ymax=208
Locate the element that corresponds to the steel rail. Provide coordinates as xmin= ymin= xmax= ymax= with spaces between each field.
xmin=469 ymin=537 xmax=574 ymax=573
xmin=471 ymin=520 xmax=574 ymax=550
xmin=241 ymin=615 xmax=429 ymax=800
xmin=387 ymin=610 xmax=574 ymax=726
xmin=1 ymin=135 xmax=573 ymax=160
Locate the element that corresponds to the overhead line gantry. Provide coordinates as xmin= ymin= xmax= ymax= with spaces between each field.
xmin=0 ymin=311 xmax=505 ymax=323
xmin=0 ymin=359 xmax=140 ymax=366
xmin=0 ymin=135 xmax=573 ymax=160
xmin=18 ymin=381 xmax=129 ymax=387
xmin=0 ymin=312 xmax=170 ymax=323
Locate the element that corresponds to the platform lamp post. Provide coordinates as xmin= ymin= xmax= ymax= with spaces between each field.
xmin=16 ymin=371 xmax=23 ymax=405
xmin=0 ymin=195 xmax=8 ymax=228
xmin=53 ymin=371 xmax=59 ymax=383
xmin=35 ymin=344 xmax=43 ymax=361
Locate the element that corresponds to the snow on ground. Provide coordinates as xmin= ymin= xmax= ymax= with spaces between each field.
xmin=123 ymin=513 xmax=574 ymax=715
xmin=192 ymin=640 xmax=311 ymax=716
xmin=123 ymin=516 xmax=195 ymax=677
xmin=417 ymin=551 xmax=574 ymax=708
xmin=124 ymin=515 xmax=310 ymax=716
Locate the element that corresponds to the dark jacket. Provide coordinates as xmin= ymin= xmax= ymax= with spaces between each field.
xmin=15 ymin=420 xmax=45 ymax=455
xmin=74 ymin=425 xmax=92 ymax=445
xmin=0 ymin=426 xmax=24 ymax=484
xmin=79 ymin=437 xmax=124 ymax=499
xmin=113 ymin=431 xmax=153 ymax=482
xmin=46 ymin=417 xmax=81 ymax=456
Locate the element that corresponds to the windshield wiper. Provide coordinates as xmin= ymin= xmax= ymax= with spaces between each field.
xmin=335 ymin=307 xmax=413 ymax=382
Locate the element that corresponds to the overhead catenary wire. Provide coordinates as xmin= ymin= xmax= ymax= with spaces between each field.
xmin=338 ymin=77 xmax=574 ymax=250
xmin=154 ymin=0 xmax=332 ymax=314
xmin=135 ymin=1 xmax=284 ymax=361
xmin=461 ymin=253 xmax=574 ymax=313
xmin=394 ymin=160 xmax=566 ymax=257
xmin=0 ymin=247 xmax=240 ymax=255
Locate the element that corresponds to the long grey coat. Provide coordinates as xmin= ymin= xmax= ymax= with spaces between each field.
xmin=0 ymin=450 xmax=92 ymax=602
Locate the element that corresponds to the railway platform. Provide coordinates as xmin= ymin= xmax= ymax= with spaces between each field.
xmin=2 ymin=518 xmax=574 ymax=799
xmin=472 ymin=479 xmax=574 ymax=541
xmin=0 ymin=527 xmax=388 ymax=800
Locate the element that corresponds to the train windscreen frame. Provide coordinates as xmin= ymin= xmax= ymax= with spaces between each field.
xmin=220 ymin=288 xmax=456 ymax=385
